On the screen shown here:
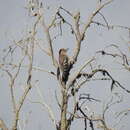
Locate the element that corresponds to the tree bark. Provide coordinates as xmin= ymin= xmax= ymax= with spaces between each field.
xmin=60 ymin=89 xmax=68 ymax=130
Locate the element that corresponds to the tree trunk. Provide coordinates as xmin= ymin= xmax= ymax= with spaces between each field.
xmin=60 ymin=89 xmax=68 ymax=130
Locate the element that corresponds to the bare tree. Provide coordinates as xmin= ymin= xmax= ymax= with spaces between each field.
xmin=0 ymin=0 xmax=130 ymax=130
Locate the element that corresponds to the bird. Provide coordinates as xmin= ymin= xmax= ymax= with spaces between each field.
xmin=58 ymin=48 xmax=70 ymax=84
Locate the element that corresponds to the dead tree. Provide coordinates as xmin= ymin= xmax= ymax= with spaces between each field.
xmin=0 ymin=0 xmax=130 ymax=130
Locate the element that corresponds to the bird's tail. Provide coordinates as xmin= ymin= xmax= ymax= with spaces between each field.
xmin=62 ymin=63 xmax=73 ymax=84
xmin=62 ymin=70 xmax=70 ymax=84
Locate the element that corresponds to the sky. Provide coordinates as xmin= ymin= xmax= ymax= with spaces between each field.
xmin=0 ymin=0 xmax=130 ymax=130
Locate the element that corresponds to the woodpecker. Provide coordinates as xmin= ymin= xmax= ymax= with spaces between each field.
xmin=58 ymin=48 xmax=70 ymax=84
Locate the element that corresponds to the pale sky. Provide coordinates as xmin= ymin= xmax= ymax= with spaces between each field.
xmin=0 ymin=0 xmax=130 ymax=130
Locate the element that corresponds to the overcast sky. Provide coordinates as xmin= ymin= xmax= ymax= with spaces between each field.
xmin=0 ymin=0 xmax=130 ymax=130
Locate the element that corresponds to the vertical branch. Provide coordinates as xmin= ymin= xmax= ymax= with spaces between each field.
xmin=11 ymin=41 xmax=34 ymax=130
xmin=81 ymin=0 xmax=113 ymax=36
xmin=40 ymin=10 xmax=58 ymax=67
xmin=72 ymin=12 xmax=82 ymax=63
xmin=60 ymin=90 xmax=68 ymax=130
xmin=5 ymin=71 xmax=16 ymax=114
xmin=74 ymin=12 xmax=81 ymax=41
xmin=84 ymin=118 xmax=87 ymax=130
xmin=11 ymin=15 xmax=40 ymax=130
xmin=0 ymin=118 xmax=8 ymax=130
xmin=72 ymin=0 xmax=113 ymax=63
xmin=5 ymin=55 xmax=25 ymax=114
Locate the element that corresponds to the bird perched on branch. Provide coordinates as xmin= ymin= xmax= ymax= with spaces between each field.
xmin=58 ymin=48 xmax=71 ymax=84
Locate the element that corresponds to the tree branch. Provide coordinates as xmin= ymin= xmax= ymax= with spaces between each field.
xmin=40 ymin=9 xmax=58 ymax=67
